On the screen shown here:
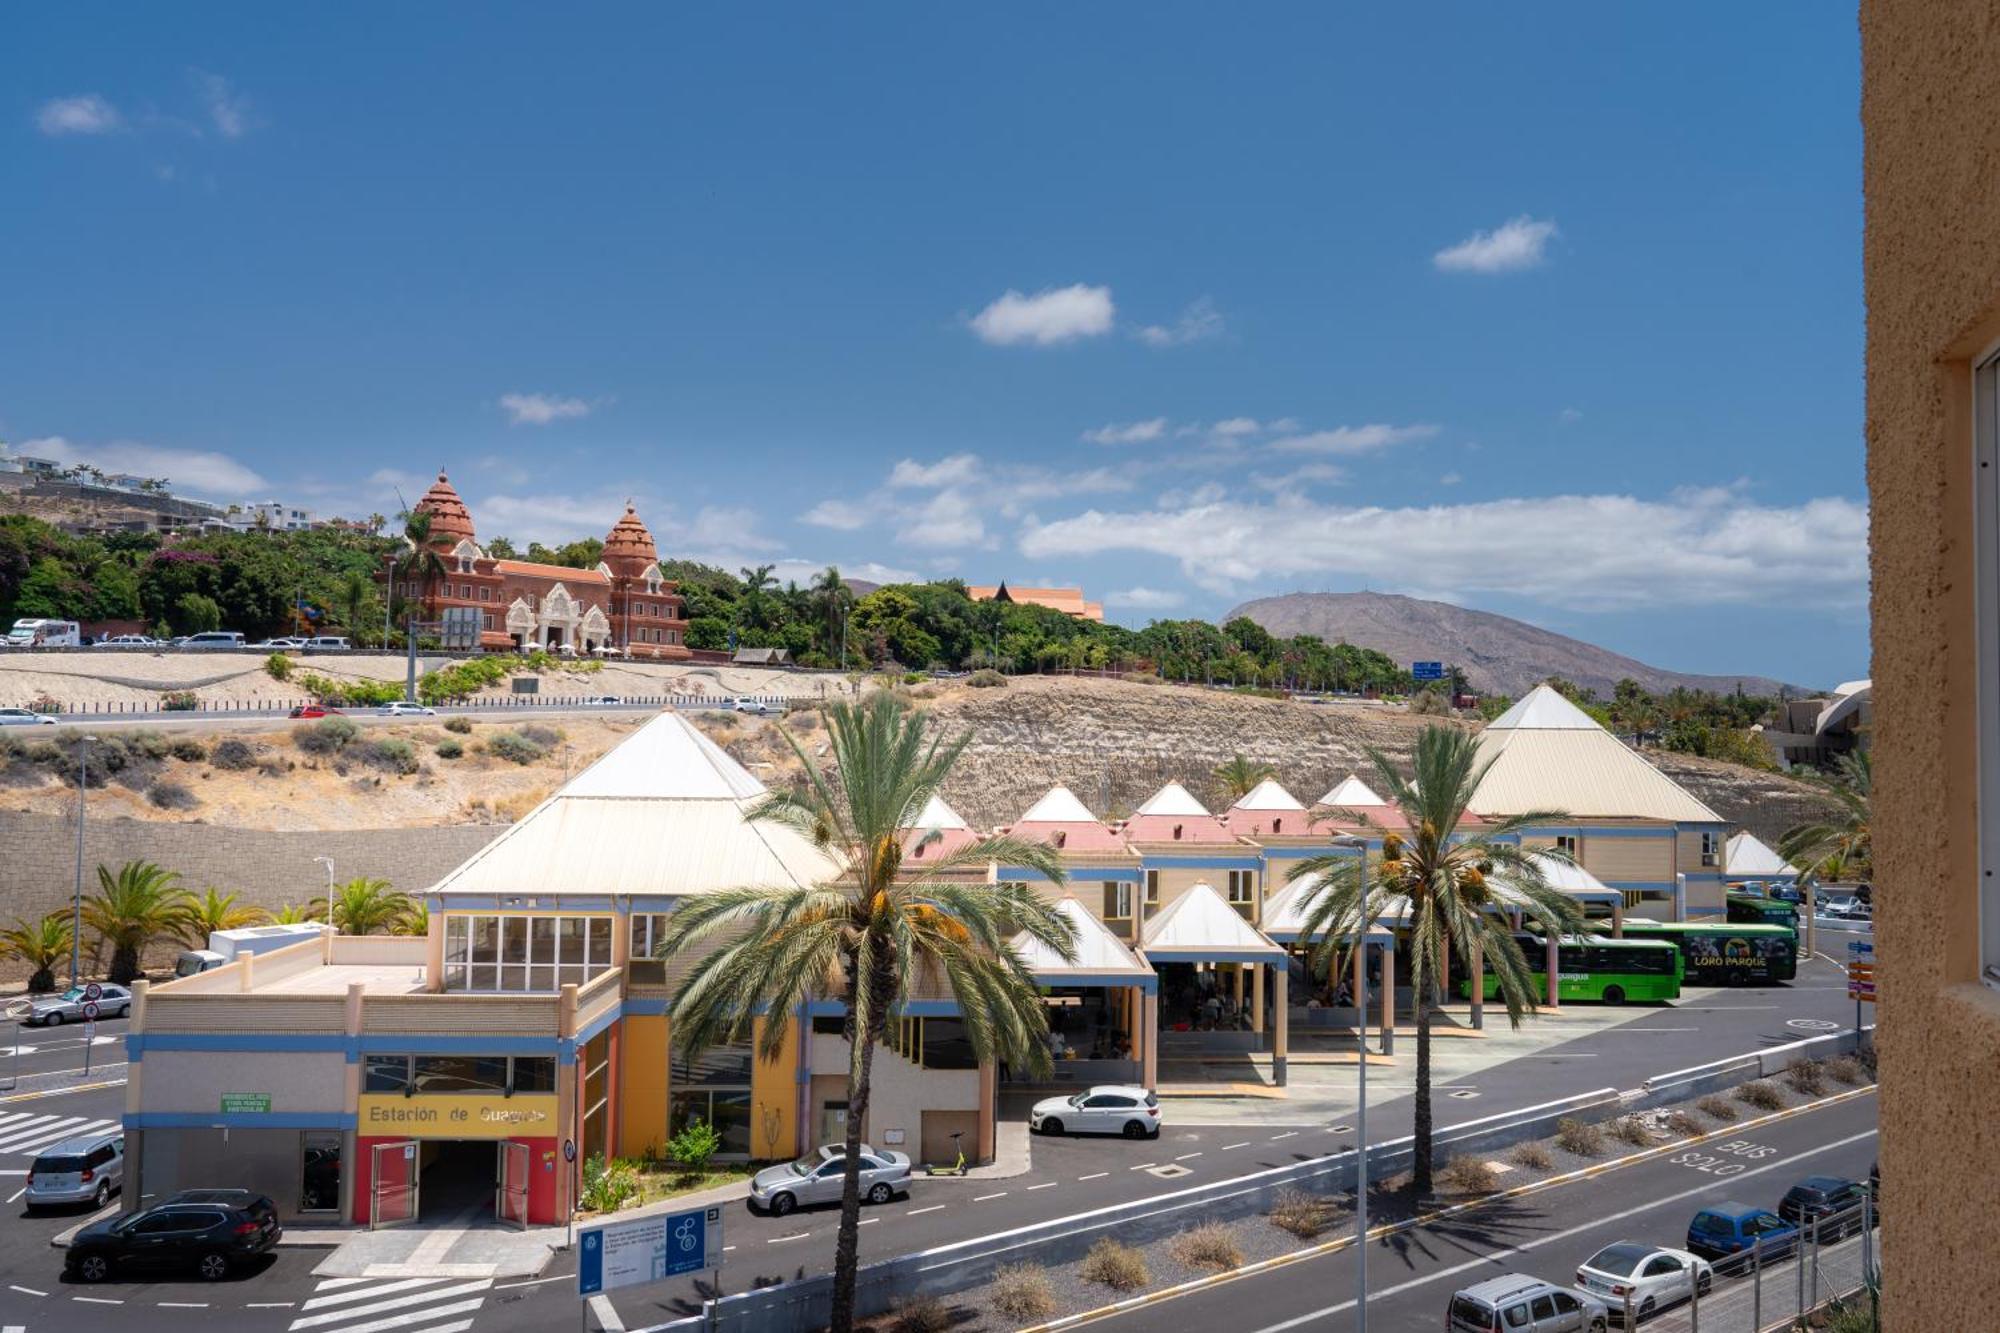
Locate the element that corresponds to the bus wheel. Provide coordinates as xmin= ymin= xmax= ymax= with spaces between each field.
xmin=1601 ymin=985 xmax=1625 ymax=1006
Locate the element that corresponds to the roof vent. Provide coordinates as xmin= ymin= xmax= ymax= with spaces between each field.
xmin=1272 ymin=817 xmax=1284 ymax=834
xmin=1172 ymin=824 xmax=1183 ymax=840
xmin=1054 ymin=830 xmax=1067 ymax=849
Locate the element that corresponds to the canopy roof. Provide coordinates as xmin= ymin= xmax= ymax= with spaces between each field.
xmin=1009 ymin=785 xmax=1130 ymax=853
xmin=1259 ymin=871 xmax=1395 ymax=943
xmin=431 ymin=712 xmax=843 ymax=898
xmin=1470 ymin=685 xmax=1722 ymax=823
xmin=1123 ymin=781 xmax=1237 ymax=844
xmin=1317 ymin=775 xmax=1387 ymax=807
xmin=1010 ymin=896 xmax=1154 ymax=984
xmin=1519 ymin=852 xmax=1623 ymax=903
xmin=1140 ymin=882 xmax=1283 ymax=961
xmin=899 ymin=792 xmax=982 ymax=863
xmin=1726 ymin=831 xmax=1800 ymax=878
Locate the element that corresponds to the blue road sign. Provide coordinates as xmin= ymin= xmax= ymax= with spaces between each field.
xmin=578 ymin=1205 xmax=724 ymax=1297
xmin=1411 ymin=661 xmax=1445 ymax=680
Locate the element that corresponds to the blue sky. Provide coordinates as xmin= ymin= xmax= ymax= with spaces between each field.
xmin=3 ymin=4 xmax=1864 ymax=686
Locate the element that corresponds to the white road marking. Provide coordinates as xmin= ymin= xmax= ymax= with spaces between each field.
xmin=588 ymin=1294 xmax=626 ymax=1333
xmin=766 ymin=1232 xmax=809 ymax=1244
xmin=722 ymin=1245 xmax=737 ymax=1252
xmin=300 ymin=1277 xmax=450 ymax=1310
xmin=1175 ymin=1152 xmax=1203 ymax=1160
xmin=0 ymin=1170 xmax=26 ymax=1176
xmin=289 ymin=1299 xmax=484 ymax=1333
xmin=74 ymin=1295 xmax=124 ymax=1304
xmin=7 ymin=1189 xmax=26 ymax=1203
xmin=247 ymin=1302 xmax=299 ymax=1307
xmin=1078 ymin=1172 xmax=1109 ymax=1181
xmin=1127 ymin=1163 xmax=1157 ymax=1171
xmin=9 ymin=1284 xmax=48 ymax=1296
xmin=493 ymin=1274 xmax=572 ymax=1289
xmin=907 ymin=1204 xmax=945 ymax=1216
xmin=1618 ymin=1027 xmax=1702 ymax=1032
xmin=158 ymin=1302 xmax=209 ymax=1308
xmin=1027 ymin=1181 xmax=1058 ymax=1190
xmin=858 ymin=1217 xmax=878 ymax=1225
xmin=309 ymin=1278 xmax=375 ymax=1290
xmin=287 ymin=1280 xmax=489 ymax=1329
xmin=973 ymin=1191 xmax=1007 ymax=1201
xmin=1270 ymin=1131 xmax=1298 ymax=1140
xmin=1221 ymin=1142 xmax=1250 ymax=1151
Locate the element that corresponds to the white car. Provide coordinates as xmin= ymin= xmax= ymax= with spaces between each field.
xmin=579 ymin=695 xmax=623 ymax=706
xmin=97 ymin=635 xmax=159 ymax=648
xmin=748 ymin=1144 xmax=912 ymax=1216
xmin=1575 ymin=1242 xmax=1713 ymax=1320
xmin=377 ymin=702 xmax=436 ymax=717
xmin=1029 ymin=1085 xmax=1161 ymax=1138
xmin=724 ymin=697 xmax=774 ymax=715
xmin=0 ymin=707 xmax=58 ymax=727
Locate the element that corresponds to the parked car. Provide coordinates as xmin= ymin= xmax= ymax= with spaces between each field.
xmin=0 ymin=707 xmax=57 ymax=726
xmin=724 ymin=697 xmax=774 ymax=715
xmin=1029 ymin=1085 xmax=1161 ymax=1138
xmin=1686 ymin=1203 xmax=1799 ymax=1265
xmin=250 ymin=637 xmax=305 ymax=649
xmin=24 ymin=983 xmax=131 ymax=1026
xmin=1778 ymin=1175 xmax=1871 ymax=1237
xmin=377 ymin=701 xmax=435 ymax=716
xmin=1819 ymin=895 xmax=1871 ymax=920
xmin=65 ymin=1189 xmax=281 ymax=1282
xmin=304 ymin=636 xmax=351 ymax=651
xmin=26 ymin=1131 xmax=124 ymax=1212
xmin=580 ymin=695 xmax=623 ymax=706
xmin=1448 ymin=1274 xmax=1609 ymax=1332
xmin=97 ymin=635 xmax=160 ymax=649
xmin=748 ymin=1144 xmax=912 ymax=1216
xmin=1574 ymin=1242 xmax=1712 ymax=1321
xmin=289 ymin=704 xmax=342 ymax=719
xmin=179 ymin=632 xmax=247 ymax=650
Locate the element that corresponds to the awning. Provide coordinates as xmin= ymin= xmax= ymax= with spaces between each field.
xmin=1726 ymin=831 xmax=1800 ymax=879
xmin=1011 ymin=897 xmax=1157 ymax=991
xmin=1260 ymin=874 xmax=1394 ymax=945
xmin=1140 ymin=881 xmax=1285 ymax=963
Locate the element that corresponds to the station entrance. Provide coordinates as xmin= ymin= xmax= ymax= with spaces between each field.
xmin=366 ymin=1138 xmax=536 ymax=1229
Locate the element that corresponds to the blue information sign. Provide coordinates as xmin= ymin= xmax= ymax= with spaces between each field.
xmin=577 ymin=1206 xmax=723 ymax=1296
xmin=1411 ymin=661 xmax=1446 ymax=680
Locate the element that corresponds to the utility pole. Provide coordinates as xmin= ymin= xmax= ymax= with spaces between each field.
xmin=71 ymin=736 xmax=89 ymax=986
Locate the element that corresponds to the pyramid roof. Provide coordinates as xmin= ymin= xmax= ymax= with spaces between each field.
xmin=1010 ymin=897 xmax=1153 ymax=982
xmin=1318 ymin=775 xmax=1387 ymax=807
xmin=1232 ymin=778 xmax=1306 ymax=813
xmin=1136 ymin=781 xmax=1211 ymax=817
xmin=1470 ymin=687 xmax=1723 ymax=823
xmin=1726 ymin=831 xmax=1799 ymax=877
xmin=1484 ymin=685 xmax=1604 ymax=731
xmin=1018 ymin=785 xmax=1097 ymax=824
xmin=1140 ymin=882 xmax=1283 ymax=960
xmin=907 ymin=793 xmax=970 ymax=832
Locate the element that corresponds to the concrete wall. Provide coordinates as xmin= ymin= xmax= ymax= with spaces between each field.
xmin=138 ymin=1050 xmax=347 ymax=1115
xmin=806 ymin=1034 xmax=977 ymax=1157
xmin=1862 ymin=4 xmax=2000 ymax=1325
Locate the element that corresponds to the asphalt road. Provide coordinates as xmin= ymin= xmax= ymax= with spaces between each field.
xmin=1082 ymin=1090 xmax=1879 ymax=1333
xmin=2 ymin=1013 xmax=130 ymax=1083
xmin=11 ymin=697 xmax=798 ymax=735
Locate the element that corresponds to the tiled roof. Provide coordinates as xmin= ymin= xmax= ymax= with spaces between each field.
xmin=493 ymin=559 xmax=611 ymax=585
xmin=1470 ymin=687 xmax=1722 ymax=823
xmin=1140 ymin=882 xmax=1283 ymax=959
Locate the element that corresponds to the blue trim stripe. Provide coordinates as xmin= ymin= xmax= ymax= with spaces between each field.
xmin=129 ymin=1112 xmax=357 ymax=1130
xmin=356 ymin=1034 xmax=563 ymax=1056
xmin=1000 ymin=867 xmax=1142 ymax=883
xmin=1136 ymin=855 xmax=1262 ymax=871
xmin=574 ymin=1002 xmax=623 ymax=1046
xmin=623 ymin=997 xmax=671 ymax=1016
xmin=131 ymin=1034 xmax=350 ymax=1056
xmin=432 ymin=896 xmax=620 ymax=912
xmin=1034 ymin=972 xmax=1158 ymax=992
xmin=1142 ymin=948 xmax=1284 ymax=964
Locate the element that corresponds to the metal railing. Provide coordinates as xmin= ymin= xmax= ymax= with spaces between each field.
xmin=1636 ymin=1192 xmax=1879 ymax=1331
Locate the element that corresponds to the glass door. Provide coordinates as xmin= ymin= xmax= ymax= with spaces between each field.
xmin=370 ymin=1140 xmax=419 ymax=1229
xmin=496 ymin=1141 xmax=530 ymax=1229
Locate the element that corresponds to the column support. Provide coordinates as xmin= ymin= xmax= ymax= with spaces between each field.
xmin=1544 ymin=933 xmax=1562 ymax=1009
xmin=1469 ymin=935 xmax=1485 ymax=1031
xmin=1251 ymin=964 xmax=1265 ymax=1034
xmin=1141 ymin=989 xmax=1159 ymax=1089
xmin=1272 ymin=961 xmax=1289 ymax=1087
xmin=1612 ymin=899 xmax=1625 ymax=939
xmin=1380 ymin=941 xmax=1396 ymax=1056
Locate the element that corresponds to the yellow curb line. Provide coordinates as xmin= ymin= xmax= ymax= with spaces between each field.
xmin=0 ymin=1078 xmax=126 ymax=1105
xmin=1019 ymin=1083 xmax=1878 ymax=1333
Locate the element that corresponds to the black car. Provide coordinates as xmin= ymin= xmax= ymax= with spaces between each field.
xmin=65 ymin=1189 xmax=281 ymax=1283
xmin=1778 ymin=1175 xmax=1870 ymax=1237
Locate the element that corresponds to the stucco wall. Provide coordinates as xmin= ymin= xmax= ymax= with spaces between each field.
xmin=138 ymin=1050 xmax=348 ymax=1116
xmin=1862 ymin=2 xmax=2000 ymax=1325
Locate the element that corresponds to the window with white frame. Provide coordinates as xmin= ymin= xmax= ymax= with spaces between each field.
xmin=1976 ymin=349 xmax=2000 ymax=985
xmin=629 ymin=913 xmax=671 ymax=959
xmin=1102 ymin=881 xmax=1132 ymax=920
xmin=442 ymin=913 xmax=615 ymax=991
xmin=1226 ymin=869 xmax=1256 ymax=904
xmin=1554 ymin=834 xmax=1581 ymax=859
xmin=1699 ymin=832 xmax=1721 ymax=867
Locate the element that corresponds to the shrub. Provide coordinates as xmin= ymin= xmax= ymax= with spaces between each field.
xmin=1785 ymin=1058 xmax=1827 ymax=1097
xmin=1079 ymin=1236 xmax=1149 ymax=1291
xmin=989 ymin=1263 xmax=1056 ymax=1320
xmin=667 ymin=1118 xmax=721 ymax=1179
xmin=294 ymin=717 xmax=360 ymax=755
xmin=518 ymin=722 xmax=564 ymax=747
xmin=1609 ymin=1116 xmax=1654 ymax=1148
xmin=209 ymin=739 xmax=257 ymax=771
xmin=1697 ymin=1094 xmax=1739 ymax=1122
xmin=54 ymin=737 xmax=128 ymax=784
xmin=787 ymin=709 xmax=820 ymax=731
xmin=888 ymin=1295 xmax=952 ymax=1333
xmin=264 ymin=653 xmax=293 ymax=681
xmin=486 ymin=731 xmax=547 ymax=765
xmin=1736 ymin=1080 xmax=1785 ymax=1111
xmin=1439 ymin=1155 xmax=1499 ymax=1194
xmin=443 ymin=715 xmax=473 ymax=734
xmin=1555 ymin=1118 xmax=1604 ymax=1157
xmin=1269 ymin=1187 xmax=1342 ymax=1238
xmin=434 ymin=737 xmax=464 ymax=759
xmin=1824 ymin=1054 xmax=1866 ymax=1085
xmin=170 ymin=737 xmax=207 ymax=762
xmin=147 ymin=779 xmax=199 ymax=811
xmin=1510 ymin=1141 xmax=1555 ymax=1171
xmin=577 ymin=1154 xmax=639 ymax=1212
xmin=1169 ymin=1222 xmax=1243 ymax=1271
xmin=160 ymin=690 xmax=200 ymax=711
xmin=364 ymin=738 xmax=419 ymax=776
xmin=1667 ymin=1111 xmax=1705 ymax=1138
xmin=966 ymin=668 xmax=1007 ymax=688
xmin=127 ymin=729 xmax=172 ymax=760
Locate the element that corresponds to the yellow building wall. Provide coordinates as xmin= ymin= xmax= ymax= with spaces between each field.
xmin=749 ymin=1014 xmax=801 ymax=1162
xmin=1582 ymin=832 xmax=1676 ymax=885
xmin=616 ymin=1013 xmax=670 ymax=1160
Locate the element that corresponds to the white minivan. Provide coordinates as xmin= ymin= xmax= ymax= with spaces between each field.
xmin=5 ymin=618 xmax=81 ymax=648
xmin=179 ymin=631 xmax=246 ymax=650
xmin=305 ymin=636 xmax=352 ymax=651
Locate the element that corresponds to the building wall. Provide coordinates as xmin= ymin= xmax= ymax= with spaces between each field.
xmin=139 ymin=1050 xmax=346 ymax=1115
xmin=748 ymin=1015 xmax=801 ymax=1162
xmin=805 ymin=1034 xmax=977 ymax=1160
xmin=616 ymin=1012 xmax=670 ymax=1159
xmin=140 ymin=1127 xmax=322 ymax=1217
xmin=1862 ymin=3 xmax=2000 ymax=1325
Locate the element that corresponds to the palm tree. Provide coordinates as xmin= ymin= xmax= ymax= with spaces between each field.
xmin=1214 ymin=753 xmax=1276 ymax=801
xmin=0 ymin=913 xmax=74 ymax=994
xmin=271 ymin=902 xmax=315 ymax=925
xmin=338 ymin=570 xmax=373 ymax=637
xmin=656 ymin=694 xmax=1078 ymax=1333
xmin=84 ymin=860 xmax=194 ymax=985
xmin=392 ymin=902 xmax=430 ymax=938
xmin=394 ymin=509 xmax=449 ymax=621
xmin=737 ymin=563 xmax=778 ymax=633
xmin=311 ymin=878 xmax=417 ymax=936
xmin=178 ymin=888 xmax=268 ymax=947
xmin=1779 ymin=751 xmax=1872 ymax=883
xmin=1287 ymin=726 xmax=1583 ymax=1196
xmin=812 ymin=566 xmax=854 ymax=664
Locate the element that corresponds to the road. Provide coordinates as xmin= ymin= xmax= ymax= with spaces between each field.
xmin=1082 ymin=1090 xmax=1878 ymax=1333
xmin=10 ymin=696 xmax=810 ymax=735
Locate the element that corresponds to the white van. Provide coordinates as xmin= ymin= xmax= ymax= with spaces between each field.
xmin=4 ymin=618 xmax=81 ymax=648
xmin=178 ymin=631 xmax=246 ymax=650
xmin=305 ymin=636 xmax=352 ymax=651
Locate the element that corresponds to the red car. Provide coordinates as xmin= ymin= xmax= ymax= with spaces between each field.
xmin=289 ymin=704 xmax=342 ymax=719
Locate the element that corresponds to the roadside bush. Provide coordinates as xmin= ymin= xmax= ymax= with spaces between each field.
xmin=966 ymin=668 xmax=1007 ymax=688
xmin=294 ymin=717 xmax=360 ymax=755
xmin=1510 ymin=1141 xmax=1555 ymax=1172
xmin=1609 ymin=1116 xmax=1654 ymax=1148
xmin=667 ymin=1118 xmax=721 ymax=1180
xmin=1696 ymin=1094 xmax=1739 ymax=1122
xmin=518 ymin=722 xmax=564 ymax=747
xmin=160 ymin=690 xmax=200 ymax=711
xmin=577 ymin=1154 xmax=639 ymax=1213
xmin=1169 ymin=1222 xmax=1243 ymax=1271
xmin=147 ymin=779 xmax=199 ymax=811
xmin=486 ymin=731 xmax=547 ymax=765
xmin=170 ymin=737 xmax=208 ymax=762
xmin=1735 ymin=1080 xmax=1785 ymax=1112
xmin=127 ymin=729 xmax=172 ymax=760
xmin=443 ymin=715 xmax=473 ymax=734
xmin=1079 ymin=1236 xmax=1149 ymax=1291
xmin=1439 ymin=1155 xmax=1499 ymax=1194
xmin=1268 ymin=1187 xmax=1342 ymax=1238
xmin=1555 ymin=1118 xmax=1603 ymax=1157
xmin=888 ymin=1295 xmax=952 ymax=1333
xmin=1824 ymin=1054 xmax=1866 ymax=1086
xmin=989 ymin=1263 xmax=1056 ymax=1321
xmin=787 ymin=709 xmax=820 ymax=731
xmin=264 ymin=652 xmax=293 ymax=681
xmin=54 ymin=736 xmax=128 ymax=785
xmin=22 ymin=740 xmax=60 ymax=765
xmin=364 ymin=738 xmax=419 ymax=776
xmin=1667 ymin=1111 xmax=1705 ymax=1138
xmin=902 ymin=671 xmax=926 ymax=685
xmin=434 ymin=737 xmax=464 ymax=760
xmin=209 ymin=739 xmax=257 ymax=771
xmin=1785 ymin=1058 xmax=1827 ymax=1097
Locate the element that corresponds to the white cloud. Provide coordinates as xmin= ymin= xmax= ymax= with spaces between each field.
xmin=1211 ymin=417 xmax=1262 ymax=437
xmin=1439 ymin=471 xmax=1463 ymax=486
xmin=800 ymin=498 xmax=871 ymax=530
xmin=1269 ymin=422 xmax=1441 ymax=455
xmin=1433 ymin=215 xmax=1559 ymax=274
xmin=1020 ymin=490 xmax=1869 ymax=610
xmin=499 ymin=392 xmax=593 ymax=426
xmin=969 ymin=284 xmax=1115 ymax=346
xmin=22 ymin=434 xmax=266 ymax=498
xmin=762 ymin=558 xmax=920 ymax=588
xmin=684 ymin=505 xmax=779 ymax=553
xmin=1082 ymin=418 xmax=1168 ymax=446
xmin=194 ymin=72 xmax=252 ymax=138
xmin=1250 ymin=462 xmax=1346 ymax=493
xmin=888 ymin=454 xmax=981 ymax=489
xmin=1109 ymin=586 xmax=1184 ymax=610
xmin=36 ymin=95 xmax=121 ymax=136
xmin=1136 ymin=296 xmax=1224 ymax=348
xmin=899 ymin=489 xmax=988 ymax=549
xmin=1558 ymin=407 xmax=1584 ymax=424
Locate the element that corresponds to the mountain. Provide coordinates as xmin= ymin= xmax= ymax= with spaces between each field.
xmin=1223 ymin=590 xmax=1804 ymax=700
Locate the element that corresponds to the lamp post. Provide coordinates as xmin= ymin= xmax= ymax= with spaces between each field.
xmin=313 ymin=856 xmax=336 ymax=892
xmin=1330 ymin=833 xmax=1373 ymax=1333
xmin=70 ymin=734 xmax=99 ymax=987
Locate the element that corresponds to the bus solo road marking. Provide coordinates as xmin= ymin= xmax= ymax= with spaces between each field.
xmin=1671 ymin=1137 xmax=1781 ymax=1177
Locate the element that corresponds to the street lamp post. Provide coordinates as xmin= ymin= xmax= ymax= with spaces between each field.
xmin=1330 ymin=833 xmax=1373 ymax=1333
xmin=70 ymin=734 xmax=98 ymax=987
xmin=313 ymin=856 xmax=336 ymax=893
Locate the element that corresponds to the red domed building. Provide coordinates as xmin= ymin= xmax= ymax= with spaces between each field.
xmin=384 ymin=474 xmax=690 ymax=658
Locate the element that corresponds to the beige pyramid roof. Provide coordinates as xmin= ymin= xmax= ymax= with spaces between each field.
xmin=1726 ymin=831 xmax=1799 ymax=877
xmin=907 ymin=793 xmax=970 ymax=832
xmin=1136 ymin=781 xmax=1212 ymax=817
xmin=1318 ymin=775 xmax=1387 ymax=807
xmin=1232 ymin=778 xmax=1306 ymax=812
xmin=1140 ymin=881 xmax=1283 ymax=960
xmin=1018 ymin=785 xmax=1098 ymax=824
xmin=1010 ymin=897 xmax=1153 ymax=981
xmin=1470 ymin=685 xmax=1722 ymax=823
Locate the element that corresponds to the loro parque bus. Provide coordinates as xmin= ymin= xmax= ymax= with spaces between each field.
xmin=1615 ymin=920 xmax=1799 ymax=985
xmin=1458 ymin=934 xmax=1685 ymax=1005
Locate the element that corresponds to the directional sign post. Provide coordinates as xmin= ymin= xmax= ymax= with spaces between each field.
xmin=578 ymin=1206 xmax=724 ymax=1315
xmin=1411 ymin=661 xmax=1446 ymax=682
xmin=80 ymin=1000 xmax=100 ymax=1076
xmin=1847 ymin=940 xmax=1876 ymax=1039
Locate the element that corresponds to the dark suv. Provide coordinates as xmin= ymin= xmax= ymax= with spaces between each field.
xmin=65 ymin=1189 xmax=281 ymax=1283
xmin=1778 ymin=1175 xmax=1870 ymax=1237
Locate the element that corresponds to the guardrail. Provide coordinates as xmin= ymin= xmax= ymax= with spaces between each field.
xmin=1630 ymin=1027 xmax=1869 ymax=1108
xmin=10 ymin=692 xmax=822 ymax=717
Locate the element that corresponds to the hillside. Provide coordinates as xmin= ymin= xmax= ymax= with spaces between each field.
xmin=1225 ymin=590 xmax=1803 ymax=700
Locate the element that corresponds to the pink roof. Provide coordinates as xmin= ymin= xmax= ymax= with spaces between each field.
xmin=1218 ymin=806 xmax=1317 ymax=838
xmin=899 ymin=826 xmax=982 ymax=861
xmin=1005 ymin=819 xmax=1131 ymax=854
xmin=1120 ymin=812 xmax=1239 ymax=844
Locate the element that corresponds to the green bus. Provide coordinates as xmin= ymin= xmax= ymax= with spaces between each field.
xmin=1727 ymin=893 xmax=1799 ymax=929
xmin=1617 ymin=921 xmax=1799 ymax=984
xmin=1456 ymin=934 xmax=1684 ymax=1005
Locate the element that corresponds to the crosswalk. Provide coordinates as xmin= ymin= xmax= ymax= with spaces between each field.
xmin=287 ymin=1275 xmax=492 ymax=1333
xmin=0 ymin=1110 xmax=121 ymax=1158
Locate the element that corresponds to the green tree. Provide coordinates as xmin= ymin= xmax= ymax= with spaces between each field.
xmin=175 ymin=592 xmax=223 ymax=633
xmin=1287 ymin=727 xmax=1582 ymax=1196
xmin=1214 ymin=753 xmax=1276 ymax=801
xmin=393 ymin=510 xmax=449 ymax=620
xmin=85 ymin=559 xmax=143 ymax=621
xmin=1779 ymin=751 xmax=1873 ymax=883
xmin=656 ymin=694 xmax=1077 ymax=1333
xmin=84 ymin=860 xmax=194 ymax=985
xmin=812 ymin=565 xmax=854 ymax=664
xmin=178 ymin=888 xmax=268 ymax=947
xmin=311 ymin=877 xmax=417 ymax=936
xmin=14 ymin=557 xmax=82 ymax=617
xmin=337 ymin=569 xmax=374 ymax=636
xmin=0 ymin=913 xmax=74 ymax=993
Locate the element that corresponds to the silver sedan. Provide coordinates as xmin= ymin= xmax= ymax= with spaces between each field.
xmin=25 ymin=984 xmax=131 ymax=1026
xmin=749 ymin=1144 xmax=912 ymax=1216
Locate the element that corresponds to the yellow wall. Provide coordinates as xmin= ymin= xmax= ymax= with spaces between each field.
xmin=749 ymin=1014 xmax=800 ymax=1162
xmin=616 ymin=1013 xmax=670 ymax=1160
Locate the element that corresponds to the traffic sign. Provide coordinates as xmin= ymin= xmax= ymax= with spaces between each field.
xmin=83 ymin=983 xmax=102 ymax=1002
xmin=563 ymin=1138 xmax=577 ymax=1163
xmin=578 ymin=1206 xmax=724 ymax=1296
xmin=80 ymin=1001 xmax=99 ymax=1021
xmin=83 ymin=1021 xmax=96 ymax=1042
xmin=1411 ymin=661 xmax=1446 ymax=681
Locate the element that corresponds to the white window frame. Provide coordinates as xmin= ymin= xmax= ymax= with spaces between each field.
xmin=1975 ymin=349 xmax=2000 ymax=988
xmin=1144 ymin=869 xmax=1160 ymax=905
xmin=1102 ymin=881 xmax=1132 ymax=921
xmin=1226 ymin=869 xmax=1255 ymax=904
xmin=1554 ymin=834 xmax=1581 ymax=859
